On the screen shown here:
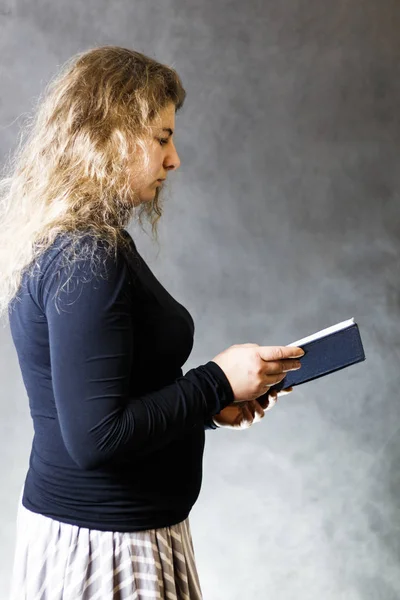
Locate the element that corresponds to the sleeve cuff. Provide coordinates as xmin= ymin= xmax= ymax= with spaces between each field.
xmin=203 ymin=360 xmax=234 ymax=407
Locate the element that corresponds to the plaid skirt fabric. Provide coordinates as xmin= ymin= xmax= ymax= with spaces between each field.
xmin=9 ymin=489 xmax=203 ymax=600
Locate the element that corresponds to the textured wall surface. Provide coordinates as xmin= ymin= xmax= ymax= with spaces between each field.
xmin=1 ymin=1 xmax=400 ymax=598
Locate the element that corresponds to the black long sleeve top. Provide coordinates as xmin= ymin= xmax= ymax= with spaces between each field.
xmin=8 ymin=229 xmax=233 ymax=532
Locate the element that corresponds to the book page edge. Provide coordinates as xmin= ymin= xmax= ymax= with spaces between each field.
xmin=287 ymin=318 xmax=356 ymax=347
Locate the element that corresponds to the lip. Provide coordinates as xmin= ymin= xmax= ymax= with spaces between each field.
xmin=157 ymin=178 xmax=166 ymax=182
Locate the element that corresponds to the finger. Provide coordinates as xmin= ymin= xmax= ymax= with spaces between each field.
xmin=278 ymin=386 xmax=293 ymax=397
xmin=247 ymin=401 xmax=256 ymax=420
xmin=257 ymin=391 xmax=277 ymax=411
xmin=262 ymin=372 xmax=287 ymax=386
xmin=252 ymin=400 xmax=265 ymax=423
xmin=241 ymin=403 xmax=254 ymax=426
xmin=259 ymin=346 xmax=305 ymax=361
xmin=257 ymin=393 xmax=271 ymax=411
xmin=265 ymin=392 xmax=278 ymax=411
xmin=263 ymin=360 xmax=302 ymax=374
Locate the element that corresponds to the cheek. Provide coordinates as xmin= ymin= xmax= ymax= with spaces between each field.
xmin=151 ymin=146 xmax=164 ymax=167
xmin=129 ymin=144 xmax=163 ymax=188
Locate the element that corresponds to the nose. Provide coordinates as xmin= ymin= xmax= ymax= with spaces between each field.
xmin=164 ymin=142 xmax=181 ymax=172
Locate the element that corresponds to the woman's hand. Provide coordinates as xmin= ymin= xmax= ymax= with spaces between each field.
xmin=211 ymin=344 xmax=303 ymax=403
xmin=211 ymin=387 xmax=293 ymax=430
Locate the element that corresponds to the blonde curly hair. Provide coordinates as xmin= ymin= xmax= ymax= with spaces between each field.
xmin=0 ymin=45 xmax=186 ymax=324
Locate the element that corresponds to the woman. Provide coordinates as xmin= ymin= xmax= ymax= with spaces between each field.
xmin=1 ymin=46 xmax=304 ymax=600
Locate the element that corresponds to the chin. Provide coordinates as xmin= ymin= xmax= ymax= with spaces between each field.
xmin=134 ymin=184 xmax=162 ymax=207
xmin=136 ymin=191 xmax=156 ymax=204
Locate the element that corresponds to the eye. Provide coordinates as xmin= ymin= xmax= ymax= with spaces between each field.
xmin=158 ymin=137 xmax=169 ymax=146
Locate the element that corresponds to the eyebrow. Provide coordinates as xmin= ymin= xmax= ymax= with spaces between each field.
xmin=162 ymin=128 xmax=174 ymax=136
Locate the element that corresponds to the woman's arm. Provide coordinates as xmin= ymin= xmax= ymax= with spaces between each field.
xmin=42 ymin=240 xmax=233 ymax=470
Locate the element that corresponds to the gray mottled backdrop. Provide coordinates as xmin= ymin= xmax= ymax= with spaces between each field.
xmin=1 ymin=1 xmax=400 ymax=599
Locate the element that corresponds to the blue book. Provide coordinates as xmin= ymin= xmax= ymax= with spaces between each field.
xmin=270 ymin=318 xmax=366 ymax=393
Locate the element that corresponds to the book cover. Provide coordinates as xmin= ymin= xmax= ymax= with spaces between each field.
xmin=269 ymin=318 xmax=366 ymax=394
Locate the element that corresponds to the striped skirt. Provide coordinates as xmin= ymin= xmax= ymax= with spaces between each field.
xmin=9 ymin=488 xmax=203 ymax=600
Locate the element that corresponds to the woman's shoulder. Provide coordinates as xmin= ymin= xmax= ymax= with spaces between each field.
xmin=36 ymin=230 xmax=137 ymax=313
xmin=41 ymin=229 xmax=130 ymax=270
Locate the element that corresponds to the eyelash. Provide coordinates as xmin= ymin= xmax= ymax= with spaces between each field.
xmin=158 ymin=138 xmax=169 ymax=146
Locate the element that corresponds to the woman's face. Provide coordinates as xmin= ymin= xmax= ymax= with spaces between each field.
xmin=133 ymin=102 xmax=181 ymax=204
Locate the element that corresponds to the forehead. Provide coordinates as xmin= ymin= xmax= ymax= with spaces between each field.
xmin=153 ymin=103 xmax=176 ymax=128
